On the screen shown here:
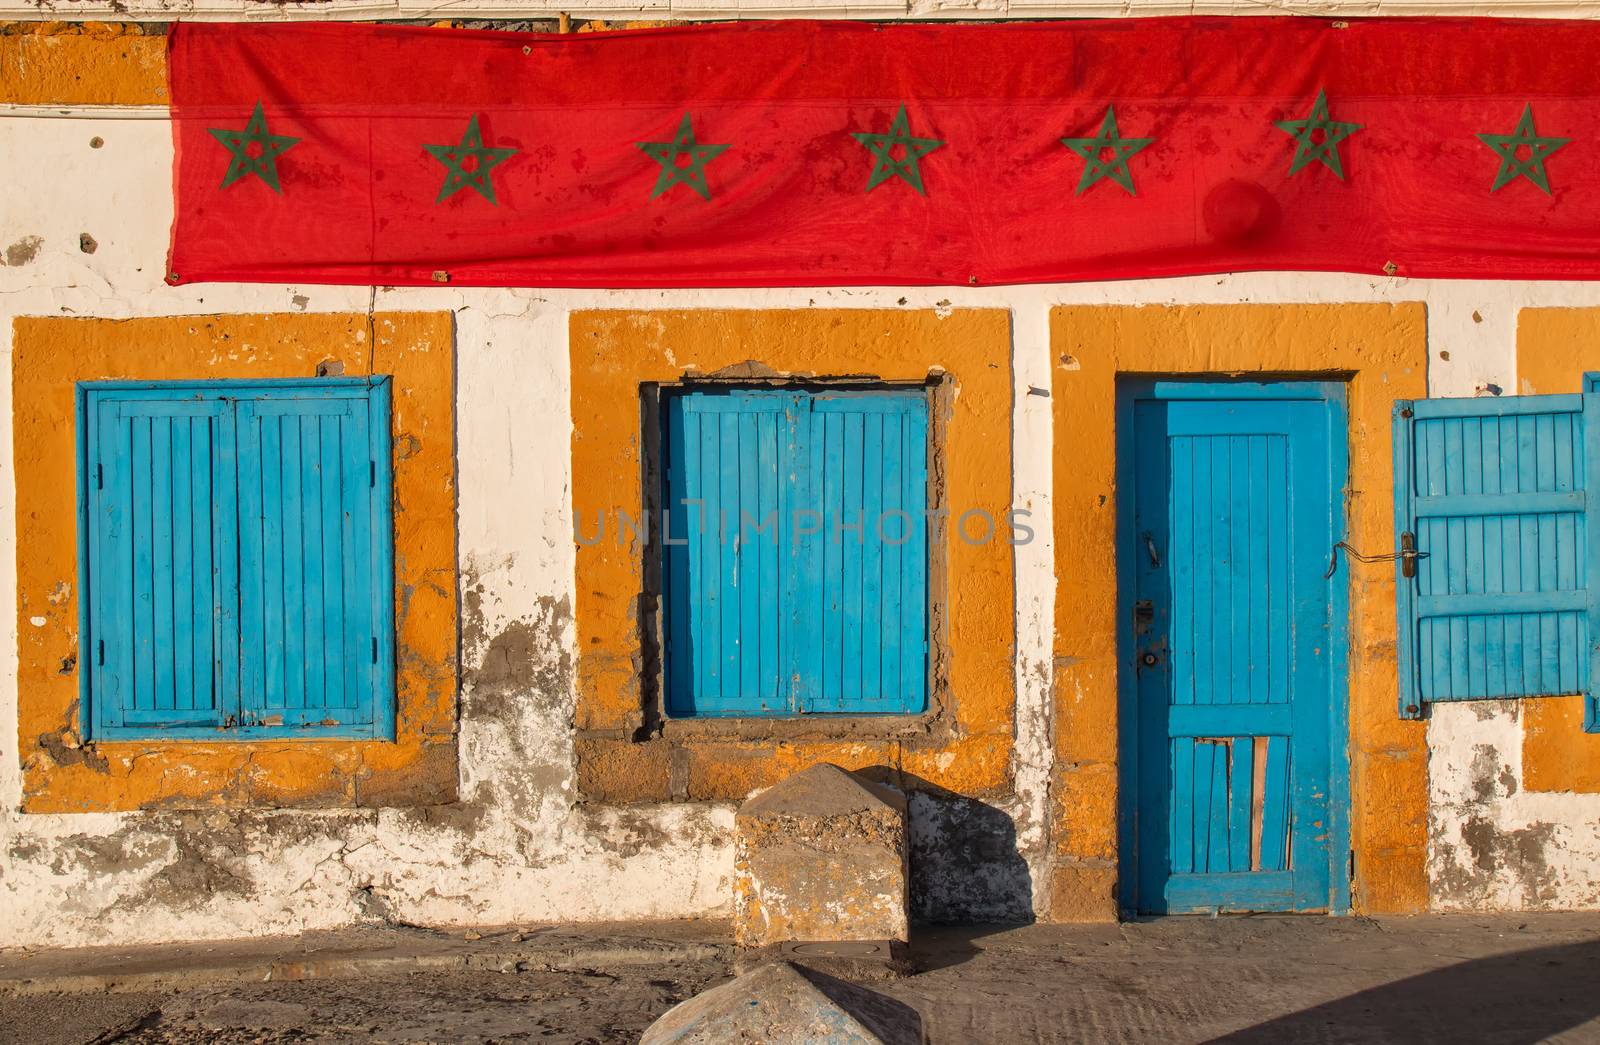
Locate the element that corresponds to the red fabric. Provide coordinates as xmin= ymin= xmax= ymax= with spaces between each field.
xmin=169 ymin=18 xmax=1600 ymax=288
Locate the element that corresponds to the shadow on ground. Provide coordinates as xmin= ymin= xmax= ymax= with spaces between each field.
xmin=1209 ymin=937 xmax=1600 ymax=1044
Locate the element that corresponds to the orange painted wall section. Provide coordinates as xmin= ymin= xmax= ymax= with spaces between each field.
xmin=13 ymin=312 xmax=458 ymax=812
xmin=568 ymin=309 xmax=1015 ymax=803
xmin=1048 ymin=303 xmax=1431 ymax=919
xmin=1514 ymin=307 xmax=1600 ymax=794
xmin=0 ymin=24 xmax=167 ymax=107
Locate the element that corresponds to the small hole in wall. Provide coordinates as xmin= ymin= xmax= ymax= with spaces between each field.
xmin=316 ymin=359 xmax=345 ymax=377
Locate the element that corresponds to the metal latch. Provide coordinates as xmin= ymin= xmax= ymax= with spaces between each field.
xmin=1324 ymin=536 xmax=1427 ymax=579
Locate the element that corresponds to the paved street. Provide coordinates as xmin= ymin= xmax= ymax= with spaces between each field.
xmin=4 ymin=913 xmax=1600 ymax=1044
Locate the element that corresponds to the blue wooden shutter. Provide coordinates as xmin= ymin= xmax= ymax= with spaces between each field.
xmin=1394 ymin=394 xmax=1600 ymax=729
xmin=793 ymin=391 xmax=928 ymax=714
xmin=663 ymin=390 xmax=789 ymax=716
xmin=237 ymin=381 xmax=394 ymax=737
xmin=84 ymin=390 xmax=240 ymax=736
xmin=82 ymin=379 xmax=393 ymax=740
xmin=662 ymin=387 xmax=929 ymax=716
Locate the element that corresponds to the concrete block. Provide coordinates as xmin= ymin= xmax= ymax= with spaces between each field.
xmin=733 ymin=763 xmax=909 ymax=948
xmin=639 ymin=961 xmax=923 ymax=1045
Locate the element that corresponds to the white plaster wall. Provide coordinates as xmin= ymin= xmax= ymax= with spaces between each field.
xmin=0 ymin=109 xmax=1598 ymax=946
xmin=1420 ymin=303 xmax=1600 ymax=911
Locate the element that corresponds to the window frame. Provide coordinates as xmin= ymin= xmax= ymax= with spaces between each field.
xmin=76 ymin=377 xmax=397 ymax=743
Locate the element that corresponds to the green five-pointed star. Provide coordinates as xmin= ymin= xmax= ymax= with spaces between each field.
xmin=208 ymin=101 xmax=301 ymax=193
xmin=424 ymin=114 xmax=518 ymax=205
xmin=853 ymin=106 xmax=944 ymax=195
xmin=1478 ymin=105 xmax=1571 ymax=195
xmin=637 ymin=113 xmax=730 ymax=201
xmin=1275 ymin=90 xmax=1363 ymax=181
xmin=1062 ymin=106 xmax=1154 ymax=196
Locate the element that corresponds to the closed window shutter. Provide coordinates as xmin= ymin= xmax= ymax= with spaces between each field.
xmin=86 ymin=393 xmax=239 ymax=734
xmin=663 ymin=389 xmax=789 ymax=716
xmin=236 ymin=383 xmax=394 ymax=735
xmin=82 ymin=379 xmax=394 ymax=740
xmin=662 ymin=387 xmax=929 ymax=717
xmin=1394 ymin=394 xmax=1600 ymax=729
xmin=796 ymin=392 xmax=928 ymax=714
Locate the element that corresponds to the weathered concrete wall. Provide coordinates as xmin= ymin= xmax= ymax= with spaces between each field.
xmin=2 ymin=38 xmax=1600 ymax=945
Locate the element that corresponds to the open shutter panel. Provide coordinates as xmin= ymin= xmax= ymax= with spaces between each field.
xmin=236 ymin=381 xmax=394 ymax=736
xmin=86 ymin=392 xmax=238 ymax=735
xmin=1394 ymin=394 xmax=1600 ymax=729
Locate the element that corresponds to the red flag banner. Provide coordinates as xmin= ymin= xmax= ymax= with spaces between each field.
xmin=169 ymin=18 xmax=1600 ymax=288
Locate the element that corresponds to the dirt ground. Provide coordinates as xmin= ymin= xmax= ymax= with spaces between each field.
xmin=5 ymin=913 xmax=1600 ymax=1044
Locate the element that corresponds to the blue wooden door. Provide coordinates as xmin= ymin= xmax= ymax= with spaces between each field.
xmin=1121 ymin=383 xmax=1348 ymax=914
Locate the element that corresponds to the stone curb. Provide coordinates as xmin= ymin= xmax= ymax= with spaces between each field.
xmin=0 ymin=936 xmax=733 ymax=997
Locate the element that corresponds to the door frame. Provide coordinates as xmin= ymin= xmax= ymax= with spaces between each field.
xmin=1115 ymin=377 xmax=1352 ymax=916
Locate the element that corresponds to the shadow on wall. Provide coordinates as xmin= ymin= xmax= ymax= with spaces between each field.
xmin=863 ymin=770 xmax=1033 ymax=927
xmin=1209 ymin=938 xmax=1600 ymax=1044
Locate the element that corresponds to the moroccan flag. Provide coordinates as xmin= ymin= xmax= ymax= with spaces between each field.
xmin=169 ymin=18 xmax=1600 ymax=288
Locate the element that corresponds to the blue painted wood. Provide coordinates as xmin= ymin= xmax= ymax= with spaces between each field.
xmin=1394 ymin=393 xmax=1600 ymax=726
xmin=661 ymin=388 xmax=928 ymax=717
xmin=1122 ymin=383 xmax=1346 ymax=914
xmin=78 ymin=379 xmax=394 ymax=741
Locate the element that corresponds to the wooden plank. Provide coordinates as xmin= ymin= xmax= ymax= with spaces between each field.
xmin=318 ymin=414 xmax=345 ymax=708
xmin=171 ymin=417 xmax=195 ymax=713
xmin=1207 ymin=737 xmax=1230 ymax=874
xmin=1266 ymin=436 xmax=1290 ymax=705
xmin=299 ymin=414 xmax=327 ymax=711
xmin=1250 ymin=735 xmax=1269 ymax=871
xmin=1259 ymin=735 xmax=1291 ymax=872
xmin=878 ymin=403 xmax=903 ymax=711
xmin=1171 ymin=737 xmax=1194 ymax=876
xmin=215 ymin=401 xmax=241 ymax=725
xmin=1171 ymin=436 xmax=1195 ymax=707
xmin=1191 ymin=436 xmax=1214 ymax=707
xmin=699 ymin=406 xmax=722 ymax=708
xmin=901 ymin=405 xmax=929 ymax=714
xmin=860 ymin=412 xmax=884 ymax=707
xmin=260 ymin=413 xmax=286 ymax=714
xmin=191 ymin=416 xmax=216 ymax=715
xmin=131 ymin=415 xmax=154 ymax=712
xmin=234 ymin=403 xmax=264 ymax=719
xmin=338 ymin=411 xmax=365 ymax=721
xmin=1229 ymin=734 xmax=1252 ymax=873
xmin=820 ymin=410 xmax=843 ymax=708
xmin=757 ymin=410 xmax=781 ymax=708
xmin=1227 ymin=435 xmax=1250 ymax=705
xmin=280 ymin=414 xmax=307 ymax=712
xmin=840 ymin=410 xmax=864 ymax=705
xmin=738 ymin=409 xmax=761 ymax=706
xmin=1247 ymin=436 xmax=1269 ymax=705
xmin=718 ymin=412 xmax=741 ymax=706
